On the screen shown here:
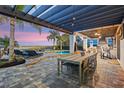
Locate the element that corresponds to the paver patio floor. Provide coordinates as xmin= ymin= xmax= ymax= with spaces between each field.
xmin=0 ymin=53 xmax=124 ymax=88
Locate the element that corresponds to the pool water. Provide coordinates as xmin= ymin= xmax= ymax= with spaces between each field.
xmin=56 ymin=51 xmax=70 ymax=54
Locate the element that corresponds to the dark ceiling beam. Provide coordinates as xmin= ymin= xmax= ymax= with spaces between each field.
xmin=59 ymin=11 xmax=124 ymax=27
xmin=50 ymin=5 xmax=93 ymax=23
xmin=62 ymin=16 xmax=122 ymax=29
xmin=61 ymin=11 xmax=124 ymax=27
xmin=0 ymin=5 xmax=71 ymax=34
xmin=62 ymin=17 xmax=122 ymax=30
xmin=73 ymin=18 xmax=121 ymax=29
xmin=12 ymin=5 xmax=16 ymax=11
xmin=53 ymin=5 xmax=110 ymax=24
xmin=42 ymin=5 xmax=70 ymax=20
xmin=45 ymin=5 xmax=73 ymax=21
xmin=76 ymin=12 xmax=123 ymax=25
xmin=59 ymin=5 xmax=120 ymax=24
xmin=24 ymin=5 xmax=35 ymax=16
xmin=32 ymin=5 xmax=52 ymax=17
xmin=77 ymin=14 xmax=123 ymax=26
xmin=74 ymin=23 xmax=119 ymax=32
xmin=64 ymin=18 xmax=121 ymax=31
xmin=58 ymin=6 xmax=124 ymax=26
xmin=73 ymin=20 xmax=121 ymax=31
xmin=46 ymin=5 xmax=88 ymax=22
xmin=36 ymin=5 xmax=55 ymax=18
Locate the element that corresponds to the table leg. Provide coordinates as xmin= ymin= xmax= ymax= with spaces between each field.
xmin=79 ymin=63 xmax=82 ymax=85
xmin=61 ymin=61 xmax=63 ymax=73
xmin=58 ymin=60 xmax=60 ymax=76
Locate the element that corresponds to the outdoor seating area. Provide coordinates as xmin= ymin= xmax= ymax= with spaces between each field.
xmin=0 ymin=5 xmax=124 ymax=88
xmin=0 ymin=51 xmax=124 ymax=88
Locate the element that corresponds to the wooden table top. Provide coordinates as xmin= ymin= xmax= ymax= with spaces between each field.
xmin=58 ymin=52 xmax=97 ymax=64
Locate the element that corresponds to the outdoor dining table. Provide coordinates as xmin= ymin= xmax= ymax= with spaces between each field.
xmin=57 ymin=52 xmax=97 ymax=85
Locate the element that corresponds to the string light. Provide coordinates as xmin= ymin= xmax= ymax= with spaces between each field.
xmin=71 ymin=6 xmax=76 ymax=27
xmin=73 ymin=17 xmax=76 ymax=20
xmin=72 ymin=23 xmax=74 ymax=26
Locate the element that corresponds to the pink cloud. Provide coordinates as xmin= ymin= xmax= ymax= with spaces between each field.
xmin=0 ymin=30 xmax=50 ymax=42
xmin=15 ymin=31 xmax=50 ymax=42
xmin=0 ymin=30 xmax=9 ymax=37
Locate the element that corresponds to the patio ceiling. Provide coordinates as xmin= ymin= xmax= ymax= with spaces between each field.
xmin=80 ymin=25 xmax=119 ymax=38
xmin=0 ymin=5 xmax=124 ymax=34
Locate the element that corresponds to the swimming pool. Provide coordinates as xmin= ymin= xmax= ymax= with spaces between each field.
xmin=56 ymin=51 xmax=70 ymax=54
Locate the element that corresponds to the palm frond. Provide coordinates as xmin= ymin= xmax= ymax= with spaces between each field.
xmin=16 ymin=19 xmax=24 ymax=31
xmin=16 ymin=5 xmax=25 ymax=11
xmin=0 ymin=15 xmax=9 ymax=24
xmin=31 ymin=23 xmax=43 ymax=35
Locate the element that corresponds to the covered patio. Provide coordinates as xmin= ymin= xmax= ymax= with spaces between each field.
xmin=0 ymin=50 xmax=124 ymax=88
xmin=0 ymin=5 xmax=124 ymax=88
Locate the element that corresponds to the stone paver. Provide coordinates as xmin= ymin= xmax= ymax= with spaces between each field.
xmin=0 ymin=53 xmax=124 ymax=88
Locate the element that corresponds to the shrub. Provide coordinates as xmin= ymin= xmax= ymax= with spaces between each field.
xmin=0 ymin=56 xmax=25 ymax=68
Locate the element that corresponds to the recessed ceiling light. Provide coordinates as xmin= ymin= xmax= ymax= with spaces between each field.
xmin=99 ymin=36 xmax=101 ymax=39
xmin=72 ymin=23 xmax=74 ymax=26
xmin=95 ymin=33 xmax=100 ymax=36
xmin=73 ymin=17 xmax=76 ymax=20
xmin=95 ymin=33 xmax=98 ymax=36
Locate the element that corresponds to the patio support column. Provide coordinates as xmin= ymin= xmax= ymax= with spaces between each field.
xmin=113 ymin=37 xmax=116 ymax=48
xmin=69 ymin=34 xmax=76 ymax=53
xmin=90 ymin=39 xmax=93 ymax=48
xmin=83 ymin=38 xmax=88 ymax=51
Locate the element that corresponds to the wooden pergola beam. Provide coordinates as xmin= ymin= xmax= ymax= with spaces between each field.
xmin=0 ymin=5 xmax=72 ymax=34
xmin=115 ymin=18 xmax=124 ymax=35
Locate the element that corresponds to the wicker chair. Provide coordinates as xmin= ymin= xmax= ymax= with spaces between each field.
xmin=82 ymin=53 xmax=97 ymax=82
xmin=101 ymin=46 xmax=111 ymax=59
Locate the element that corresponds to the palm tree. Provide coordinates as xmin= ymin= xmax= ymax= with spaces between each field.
xmin=61 ymin=34 xmax=69 ymax=46
xmin=47 ymin=30 xmax=60 ymax=50
xmin=56 ymin=36 xmax=63 ymax=50
xmin=0 ymin=5 xmax=42 ymax=62
xmin=0 ymin=36 xmax=19 ymax=56
xmin=3 ymin=36 xmax=9 ymax=51
xmin=9 ymin=17 xmax=16 ymax=62
xmin=56 ymin=34 xmax=69 ymax=50
xmin=8 ymin=5 xmax=26 ymax=62
xmin=0 ymin=37 xmax=4 ymax=44
xmin=2 ymin=36 xmax=19 ymax=49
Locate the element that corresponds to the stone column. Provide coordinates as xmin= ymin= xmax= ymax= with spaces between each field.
xmin=69 ymin=34 xmax=76 ymax=53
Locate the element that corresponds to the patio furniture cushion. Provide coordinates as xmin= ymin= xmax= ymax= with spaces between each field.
xmin=74 ymin=51 xmax=80 ymax=54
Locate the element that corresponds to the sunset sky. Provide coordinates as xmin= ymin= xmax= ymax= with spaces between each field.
xmin=0 ymin=21 xmax=64 ymax=46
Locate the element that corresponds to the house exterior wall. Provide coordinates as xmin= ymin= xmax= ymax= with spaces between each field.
xmin=120 ymin=39 xmax=124 ymax=70
xmin=116 ymin=20 xmax=124 ymax=70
